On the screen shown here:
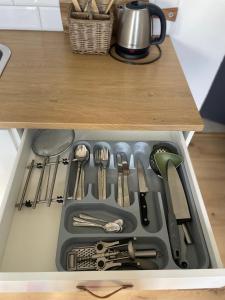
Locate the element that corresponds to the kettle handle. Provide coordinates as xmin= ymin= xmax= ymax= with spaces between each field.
xmin=148 ymin=3 xmax=166 ymax=45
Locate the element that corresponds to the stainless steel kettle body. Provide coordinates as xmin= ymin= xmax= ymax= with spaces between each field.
xmin=116 ymin=1 xmax=166 ymax=59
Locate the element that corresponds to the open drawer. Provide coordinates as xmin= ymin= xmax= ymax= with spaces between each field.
xmin=0 ymin=129 xmax=224 ymax=293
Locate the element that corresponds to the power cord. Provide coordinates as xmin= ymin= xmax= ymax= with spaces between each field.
xmin=109 ymin=44 xmax=162 ymax=65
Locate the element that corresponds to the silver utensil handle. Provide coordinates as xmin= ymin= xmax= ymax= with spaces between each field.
xmin=73 ymin=217 xmax=101 ymax=226
xmin=81 ymin=166 xmax=85 ymax=199
xmin=18 ymin=159 xmax=35 ymax=210
xmin=102 ymin=167 xmax=107 ymax=200
xmin=73 ymin=222 xmax=102 ymax=228
xmin=76 ymin=166 xmax=84 ymax=200
xmin=74 ymin=162 xmax=81 ymax=199
xmin=182 ymin=223 xmax=192 ymax=245
xmin=98 ymin=166 xmax=102 ymax=200
xmin=78 ymin=213 xmax=107 ymax=223
xmin=134 ymin=250 xmax=157 ymax=258
xmin=73 ymin=216 xmax=91 ymax=223
xmin=123 ymin=174 xmax=130 ymax=207
xmin=33 ymin=157 xmax=48 ymax=209
xmin=47 ymin=155 xmax=60 ymax=207
xmin=117 ymin=173 xmax=123 ymax=207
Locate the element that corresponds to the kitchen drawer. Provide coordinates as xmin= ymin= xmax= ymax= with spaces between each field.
xmin=0 ymin=129 xmax=224 ymax=293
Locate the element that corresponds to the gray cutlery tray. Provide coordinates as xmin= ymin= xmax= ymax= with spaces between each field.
xmin=56 ymin=140 xmax=210 ymax=271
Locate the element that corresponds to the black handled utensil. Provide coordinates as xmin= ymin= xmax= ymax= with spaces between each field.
xmin=137 ymin=160 xmax=150 ymax=226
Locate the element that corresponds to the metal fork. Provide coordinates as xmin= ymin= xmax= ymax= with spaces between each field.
xmin=121 ymin=152 xmax=130 ymax=207
xmin=116 ymin=153 xmax=124 ymax=207
xmin=100 ymin=147 xmax=110 ymax=200
xmin=94 ymin=148 xmax=103 ymax=200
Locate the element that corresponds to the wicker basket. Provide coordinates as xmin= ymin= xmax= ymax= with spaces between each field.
xmin=68 ymin=4 xmax=114 ymax=55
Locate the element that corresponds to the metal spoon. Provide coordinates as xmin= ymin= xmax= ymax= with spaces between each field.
xmin=78 ymin=213 xmax=123 ymax=225
xmin=73 ymin=144 xmax=90 ymax=200
xmin=77 ymin=214 xmax=124 ymax=231
xmin=72 ymin=220 xmax=121 ymax=233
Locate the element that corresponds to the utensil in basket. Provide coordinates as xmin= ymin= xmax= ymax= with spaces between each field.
xmin=84 ymin=0 xmax=99 ymax=13
xmin=84 ymin=0 xmax=93 ymax=19
xmin=105 ymin=0 xmax=114 ymax=14
xmin=68 ymin=4 xmax=114 ymax=54
xmin=72 ymin=0 xmax=82 ymax=12
xmin=91 ymin=0 xmax=99 ymax=13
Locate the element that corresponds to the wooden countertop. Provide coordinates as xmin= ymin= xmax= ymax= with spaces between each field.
xmin=0 ymin=31 xmax=203 ymax=131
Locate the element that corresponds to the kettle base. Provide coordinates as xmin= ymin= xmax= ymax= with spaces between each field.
xmin=115 ymin=45 xmax=149 ymax=60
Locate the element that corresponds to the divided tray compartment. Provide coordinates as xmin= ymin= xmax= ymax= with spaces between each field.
xmin=64 ymin=202 xmax=137 ymax=234
xmin=58 ymin=236 xmax=169 ymax=272
xmin=56 ymin=140 xmax=210 ymax=271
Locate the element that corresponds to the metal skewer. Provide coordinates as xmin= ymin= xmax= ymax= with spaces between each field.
xmin=18 ymin=159 xmax=35 ymax=211
xmin=47 ymin=155 xmax=60 ymax=207
xmin=32 ymin=157 xmax=48 ymax=209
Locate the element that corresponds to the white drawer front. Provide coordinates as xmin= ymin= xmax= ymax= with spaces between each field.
xmin=0 ymin=129 xmax=224 ymax=292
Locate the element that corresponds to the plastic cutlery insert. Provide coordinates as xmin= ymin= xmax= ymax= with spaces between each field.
xmin=56 ymin=140 xmax=210 ymax=271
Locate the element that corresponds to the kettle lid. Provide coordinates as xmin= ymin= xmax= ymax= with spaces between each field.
xmin=126 ymin=1 xmax=146 ymax=10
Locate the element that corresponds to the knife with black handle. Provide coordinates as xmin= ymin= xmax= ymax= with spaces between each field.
xmin=139 ymin=192 xmax=150 ymax=226
xmin=137 ymin=160 xmax=150 ymax=226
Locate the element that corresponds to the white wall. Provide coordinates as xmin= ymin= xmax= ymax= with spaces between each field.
xmin=170 ymin=0 xmax=225 ymax=109
xmin=0 ymin=130 xmax=17 ymax=205
xmin=0 ymin=0 xmax=63 ymax=31
xmin=0 ymin=0 xmax=177 ymax=33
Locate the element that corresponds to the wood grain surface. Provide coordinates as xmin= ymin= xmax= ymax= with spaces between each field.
xmin=0 ymin=133 xmax=224 ymax=299
xmin=0 ymin=31 xmax=202 ymax=130
xmin=0 ymin=288 xmax=225 ymax=300
xmin=189 ymin=133 xmax=225 ymax=265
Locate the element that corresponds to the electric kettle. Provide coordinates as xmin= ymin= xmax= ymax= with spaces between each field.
xmin=116 ymin=1 xmax=166 ymax=59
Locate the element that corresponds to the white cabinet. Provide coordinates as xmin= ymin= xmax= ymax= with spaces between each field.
xmin=0 ymin=129 xmax=18 ymax=205
xmin=0 ymin=129 xmax=224 ymax=293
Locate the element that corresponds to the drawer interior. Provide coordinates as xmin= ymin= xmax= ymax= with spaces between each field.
xmin=0 ymin=131 xmax=69 ymax=272
xmin=0 ymin=130 xmax=220 ymax=272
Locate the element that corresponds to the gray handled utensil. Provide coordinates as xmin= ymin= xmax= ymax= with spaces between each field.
xmin=150 ymin=143 xmax=192 ymax=268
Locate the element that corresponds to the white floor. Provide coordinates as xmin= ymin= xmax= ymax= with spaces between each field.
xmin=0 ymin=130 xmax=17 ymax=204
